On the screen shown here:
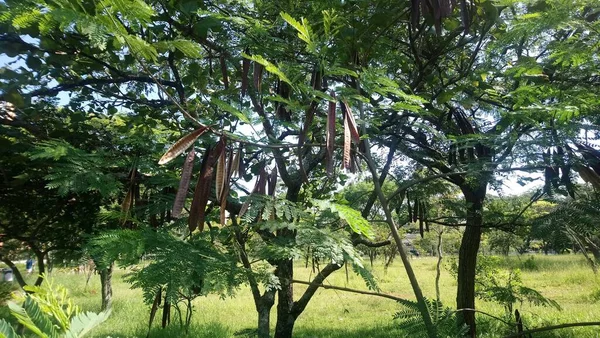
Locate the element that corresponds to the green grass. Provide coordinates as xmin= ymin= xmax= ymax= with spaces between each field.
xmin=2 ymin=254 xmax=599 ymax=337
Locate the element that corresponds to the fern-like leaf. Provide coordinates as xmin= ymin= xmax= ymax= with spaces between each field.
xmin=64 ymin=310 xmax=110 ymax=338
xmin=0 ymin=319 xmax=20 ymax=338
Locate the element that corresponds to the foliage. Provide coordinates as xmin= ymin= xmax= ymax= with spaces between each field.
xmin=449 ymin=256 xmax=561 ymax=318
xmin=0 ymin=276 xmax=109 ymax=338
xmin=2 ymin=0 xmax=600 ymax=336
xmin=532 ymin=190 xmax=600 ymax=271
xmin=90 ymin=227 xmax=244 ymax=305
xmin=0 ymin=282 xmax=18 ymax=306
xmin=394 ymin=298 xmax=468 ymax=338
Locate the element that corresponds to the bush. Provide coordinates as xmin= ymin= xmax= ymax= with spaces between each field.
xmin=0 ymin=282 xmax=18 ymax=305
xmin=0 ymin=275 xmax=110 ymax=337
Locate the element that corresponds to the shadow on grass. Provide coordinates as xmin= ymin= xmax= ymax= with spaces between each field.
xmin=290 ymin=324 xmax=403 ymax=338
xmin=135 ymin=322 xmax=231 ymax=338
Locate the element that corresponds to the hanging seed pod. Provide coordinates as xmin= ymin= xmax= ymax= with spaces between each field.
xmin=172 ymin=147 xmax=196 ymax=218
xmin=423 ymin=201 xmax=429 ymax=232
xmin=239 ymin=163 xmax=267 ymax=218
xmin=342 ymin=101 xmax=360 ymax=143
xmin=413 ymin=198 xmax=419 ymax=223
xmin=188 ymin=148 xmax=214 ymax=232
xmin=216 ymin=147 xmax=227 ymax=201
xmin=407 ymin=192 xmax=413 ymax=222
xmin=159 ymin=127 xmax=208 ymax=165
xmin=241 ymin=57 xmax=250 ymax=97
xmin=326 ymin=93 xmax=336 ymax=176
xmin=419 ymin=201 xmax=425 ymax=226
xmin=253 ymin=62 xmax=263 ymax=93
xmin=267 ymin=166 xmax=278 ymax=196
xmin=189 ymin=139 xmax=225 ymax=232
xmin=220 ymin=54 xmax=229 ymax=89
xmin=231 ymin=143 xmax=242 ymax=178
xmin=220 ymin=148 xmax=234 ymax=226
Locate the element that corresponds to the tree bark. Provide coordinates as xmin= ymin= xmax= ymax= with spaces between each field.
xmin=99 ymin=263 xmax=113 ymax=311
xmin=274 ymin=259 xmax=295 ymax=338
xmin=33 ymin=248 xmax=46 ymax=286
xmin=257 ymin=290 xmax=275 ymax=338
xmin=456 ymin=185 xmax=487 ymax=337
xmin=0 ymin=257 xmax=27 ymax=288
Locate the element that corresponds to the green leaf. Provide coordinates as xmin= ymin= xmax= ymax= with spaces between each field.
xmin=8 ymin=299 xmax=51 ymax=338
xmin=314 ymin=200 xmax=373 ymax=238
xmin=211 ymin=98 xmax=251 ymax=124
xmin=64 ymin=310 xmax=111 ymax=338
xmin=242 ymin=53 xmax=292 ymax=86
xmin=154 ymin=39 xmax=203 ymax=58
xmin=0 ymin=319 xmax=20 ymax=338
xmin=280 ymin=12 xmax=310 ymax=44
xmin=352 ymin=264 xmax=379 ymax=291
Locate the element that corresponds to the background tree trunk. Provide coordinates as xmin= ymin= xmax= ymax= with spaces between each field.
xmin=100 ymin=263 xmax=113 ymax=311
xmin=33 ymin=248 xmax=46 ymax=286
xmin=456 ymin=186 xmax=486 ymax=337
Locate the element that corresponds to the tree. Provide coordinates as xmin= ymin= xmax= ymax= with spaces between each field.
xmin=0 ymin=103 xmax=105 ymax=288
xmin=2 ymin=0 xmax=600 ymax=337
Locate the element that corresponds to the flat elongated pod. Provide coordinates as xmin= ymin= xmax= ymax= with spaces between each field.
xmin=189 ymin=140 xmax=225 ymax=232
xmin=326 ymin=94 xmax=336 ymax=176
xmin=159 ymin=127 xmax=208 ymax=165
xmin=407 ymin=192 xmax=413 ymax=222
xmin=253 ymin=62 xmax=263 ymax=93
xmin=216 ymin=147 xmax=226 ymax=201
xmin=231 ymin=143 xmax=242 ymax=178
xmin=342 ymin=101 xmax=360 ymax=144
xmin=413 ymin=198 xmax=419 ymax=223
xmin=239 ymin=164 xmax=268 ymax=217
xmin=219 ymin=148 xmax=234 ymax=226
xmin=268 ymin=166 xmax=278 ymax=196
xmin=189 ymin=148 xmax=213 ymax=232
xmin=241 ymin=58 xmax=250 ymax=97
xmin=172 ymin=148 xmax=196 ymax=218
xmin=220 ymin=55 xmax=229 ymax=89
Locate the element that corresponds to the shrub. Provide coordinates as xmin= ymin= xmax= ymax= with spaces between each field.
xmin=0 ymin=275 xmax=110 ymax=337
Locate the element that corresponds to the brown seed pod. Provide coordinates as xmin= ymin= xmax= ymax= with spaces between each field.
xmin=158 ymin=127 xmax=208 ymax=165
xmin=172 ymin=148 xmax=196 ymax=218
xmin=241 ymin=58 xmax=250 ymax=97
xmin=326 ymin=93 xmax=336 ymax=176
xmin=220 ymin=54 xmax=229 ymax=89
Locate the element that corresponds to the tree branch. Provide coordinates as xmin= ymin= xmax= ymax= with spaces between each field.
xmin=292 ymin=279 xmax=409 ymax=303
xmin=27 ymin=76 xmax=178 ymax=98
xmin=290 ymin=262 xmax=343 ymax=317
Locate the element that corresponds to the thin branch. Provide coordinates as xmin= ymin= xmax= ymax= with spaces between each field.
xmin=290 ymin=262 xmax=343 ymax=317
xmin=292 ymin=279 xmax=409 ymax=303
xmin=503 ymin=322 xmax=600 ymax=338
xmin=27 ymin=76 xmax=178 ymax=97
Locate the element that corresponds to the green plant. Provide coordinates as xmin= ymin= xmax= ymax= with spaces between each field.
xmin=0 ymin=276 xmax=109 ymax=337
xmin=0 ymin=282 xmax=18 ymax=305
xmin=449 ymin=256 xmax=561 ymax=319
xmin=394 ymin=298 xmax=468 ymax=338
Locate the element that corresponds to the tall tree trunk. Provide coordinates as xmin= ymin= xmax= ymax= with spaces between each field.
xmin=99 ymin=263 xmax=113 ymax=311
xmin=274 ymin=259 xmax=295 ymax=338
xmin=33 ymin=248 xmax=46 ymax=286
xmin=257 ymin=290 xmax=275 ymax=338
xmin=456 ymin=186 xmax=486 ymax=337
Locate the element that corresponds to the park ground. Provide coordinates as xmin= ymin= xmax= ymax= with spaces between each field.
xmin=2 ymin=254 xmax=599 ymax=338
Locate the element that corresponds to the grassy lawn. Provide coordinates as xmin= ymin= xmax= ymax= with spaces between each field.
xmin=3 ymin=254 xmax=599 ymax=337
